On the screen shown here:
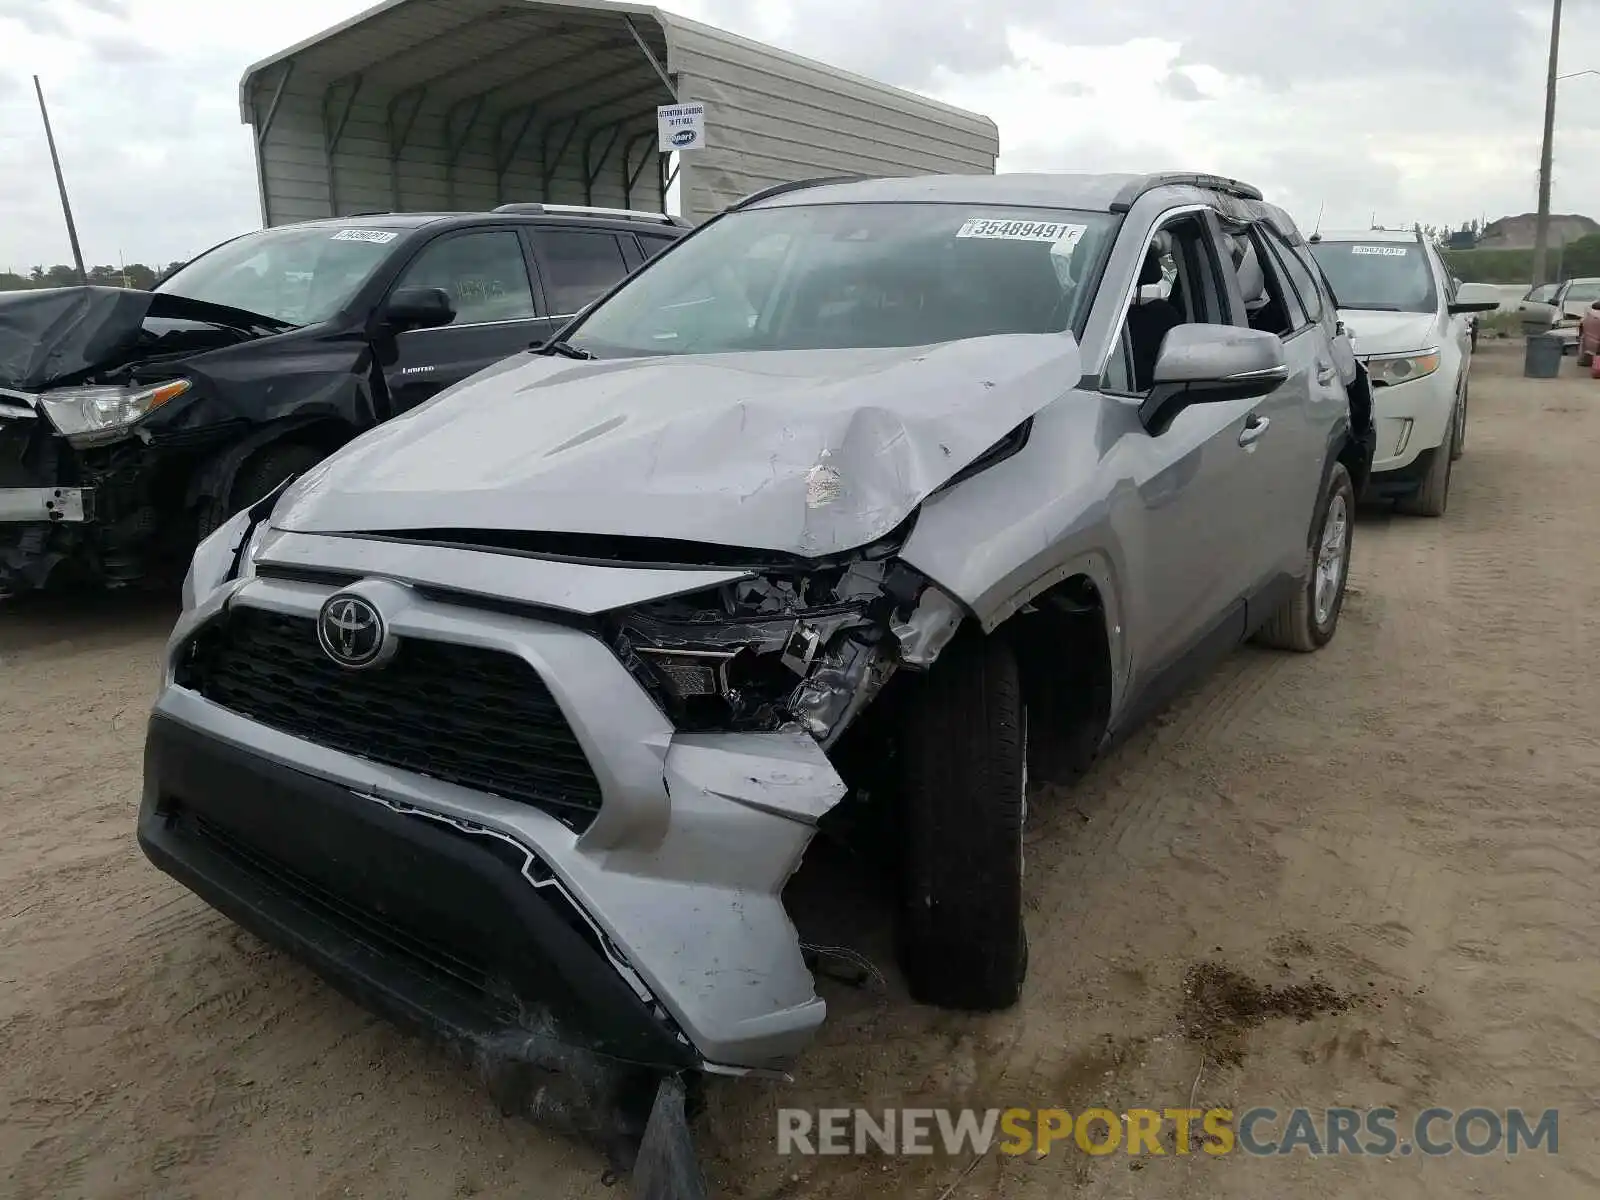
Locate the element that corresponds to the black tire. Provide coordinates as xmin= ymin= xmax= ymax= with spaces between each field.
xmin=198 ymin=442 xmax=326 ymax=538
xmin=1256 ymin=462 xmax=1355 ymax=653
xmin=1451 ymin=380 xmax=1468 ymax=461
xmin=1396 ymin=415 xmax=1453 ymax=518
xmin=896 ymin=633 xmax=1028 ymax=1011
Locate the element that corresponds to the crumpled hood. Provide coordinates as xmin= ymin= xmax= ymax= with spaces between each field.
xmin=1339 ymin=309 xmax=1439 ymax=357
xmin=276 ymin=335 xmax=1080 ymax=556
xmin=0 ymin=285 xmax=289 ymax=391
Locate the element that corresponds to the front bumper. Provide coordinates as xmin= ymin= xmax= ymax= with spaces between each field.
xmin=144 ymin=548 xmax=850 ymax=1075
xmin=1366 ymin=370 xmax=1456 ymax=474
xmin=140 ymin=712 xmax=693 ymax=1132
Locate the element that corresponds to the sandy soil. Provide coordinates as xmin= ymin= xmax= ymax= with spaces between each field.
xmin=4 ymin=340 xmax=1598 ymax=1198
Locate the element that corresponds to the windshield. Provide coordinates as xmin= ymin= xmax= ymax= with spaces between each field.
xmin=1308 ymin=240 xmax=1438 ymax=313
xmin=155 ymin=224 xmax=404 ymax=325
xmin=567 ymin=202 xmax=1120 ymax=357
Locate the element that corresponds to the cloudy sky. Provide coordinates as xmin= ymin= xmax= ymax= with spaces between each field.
xmin=0 ymin=0 xmax=1597 ymax=272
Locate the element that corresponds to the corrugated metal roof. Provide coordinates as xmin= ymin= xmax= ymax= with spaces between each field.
xmin=242 ymin=0 xmax=998 ymax=226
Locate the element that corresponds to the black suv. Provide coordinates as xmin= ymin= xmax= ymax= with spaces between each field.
xmin=0 ymin=203 xmax=689 ymax=596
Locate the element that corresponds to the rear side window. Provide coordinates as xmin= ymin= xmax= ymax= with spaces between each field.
xmin=534 ymin=230 xmax=631 ymax=315
xmin=392 ymin=231 xmax=537 ymax=325
xmin=637 ymin=233 xmax=678 ymax=260
xmin=1263 ymin=230 xmax=1325 ymax=323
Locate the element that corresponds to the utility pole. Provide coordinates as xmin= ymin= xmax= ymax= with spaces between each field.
xmin=33 ymin=75 xmax=87 ymax=286
xmin=1533 ymin=0 xmax=1564 ymax=288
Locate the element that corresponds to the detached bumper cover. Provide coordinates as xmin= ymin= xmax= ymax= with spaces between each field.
xmin=139 ymin=712 xmax=699 ymax=1096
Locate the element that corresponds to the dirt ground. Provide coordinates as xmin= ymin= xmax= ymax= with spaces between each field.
xmin=4 ymin=340 xmax=1598 ymax=1198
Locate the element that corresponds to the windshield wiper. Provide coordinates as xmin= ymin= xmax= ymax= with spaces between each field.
xmin=1345 ymin=303 xmax=1403 ymax=311
xmin=534 ymin=338 xmax=594 ymax=360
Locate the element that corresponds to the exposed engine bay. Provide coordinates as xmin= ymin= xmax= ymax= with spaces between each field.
xmin=605 ymin=534 xmax=965 ymax=746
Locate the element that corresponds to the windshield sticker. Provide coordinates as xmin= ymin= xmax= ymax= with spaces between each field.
xmin=1350 ymin=245 xmax=1409 ymax=256
xmin=957 ymin=218 xmax=1087 ymax=244
xmin=330 ymin=229 xmax=398 ymax=244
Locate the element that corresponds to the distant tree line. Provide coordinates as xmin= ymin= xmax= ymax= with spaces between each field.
xmin=0 ymin=262 xmax=187 ymax=292
xmin=1443 ymin=235 xmax=1600 ymax=285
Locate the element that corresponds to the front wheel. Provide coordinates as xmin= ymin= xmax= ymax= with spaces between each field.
xmin=1255 ymin=462 xmax=1355 ymax=653
xmin=197 ymin=442 xmax=327 ymax=539
xmin=896 ymin=633 xmax=1028 ymax=1011
xmin=1396 ymin=414 xmax=1454 ymax=518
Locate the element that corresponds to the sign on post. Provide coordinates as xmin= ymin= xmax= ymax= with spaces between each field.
xmin=658 ymin=102 xmax=706 ymax=152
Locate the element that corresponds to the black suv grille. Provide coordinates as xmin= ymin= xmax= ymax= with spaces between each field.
xmin=178 ymin=608 xmax=604 ymax=831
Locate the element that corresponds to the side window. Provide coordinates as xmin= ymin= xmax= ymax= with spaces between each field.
xmin=637 ymin=232 xmax=678 ymax=260
xmin=391 ymin=231 xmax=536 ymax=326
xmin=1107 ymin=213 xmax=1231 ymax=395
xmin=1233 ymin=228 xmax=1307 ymax=337
xmin=533 ymin=230 xmax=631 ymax=315
xmin=1264 ymin=229 xmax=1325 ymax=324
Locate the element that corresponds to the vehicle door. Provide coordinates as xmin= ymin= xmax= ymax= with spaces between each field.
xmin=1561 ymin=278 xmax=1600 ymax=322
xmin=1248 ymin=223 xmax=1349 ymax=598
xmin=378 ymin=227 xmax=545 ymax=414
xmin=528 ymin=227 xmax=638 ymax=329
xmin=1103 ymin=209 xmax=1262 ymax=693
xmin=1517 ymin=282 xmax=1561 ymax=330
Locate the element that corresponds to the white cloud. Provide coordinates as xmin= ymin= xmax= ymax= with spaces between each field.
xmin=1 ymin=0 xmax=1598 ymax=272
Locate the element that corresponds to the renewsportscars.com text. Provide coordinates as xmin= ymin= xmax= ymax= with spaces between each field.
xmin=777 ymin=1106 xmax=1559 ymax=1158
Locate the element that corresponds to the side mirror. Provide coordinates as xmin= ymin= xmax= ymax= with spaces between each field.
xmin=384 ymin=286 xmax=455 ymax=330
xmin=1139 ymin=325 xmax=1289 ymax=437
xmin=1448 ymin=281 xmax=1502 ymax=316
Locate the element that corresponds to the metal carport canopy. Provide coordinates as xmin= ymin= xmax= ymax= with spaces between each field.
xmin=239 ymin=0 xmax=999 ymax=227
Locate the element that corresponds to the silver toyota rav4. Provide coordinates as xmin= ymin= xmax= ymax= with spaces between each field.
xmin=139 ymin=173 xmax=1374 ymax=1107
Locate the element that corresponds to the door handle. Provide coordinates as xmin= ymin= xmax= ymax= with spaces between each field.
xmin=1238 ymin=414 xmax=1271 ymax=446
xmin=1316 ymin=362 xmax=1337 ymax=386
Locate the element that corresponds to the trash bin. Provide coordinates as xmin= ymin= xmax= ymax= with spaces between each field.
xmin=1524 ymin=333 xmax=1564 ymax=378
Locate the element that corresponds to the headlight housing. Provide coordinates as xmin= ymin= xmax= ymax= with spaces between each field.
xmin=38 ymin=378 xmax=191 ymax=446
xmin=1364 ymin=350 xmax=1440 ymax=387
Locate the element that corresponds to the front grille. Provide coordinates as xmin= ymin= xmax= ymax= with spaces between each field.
xmin=178 ymin=607 xmax=604 ymax=831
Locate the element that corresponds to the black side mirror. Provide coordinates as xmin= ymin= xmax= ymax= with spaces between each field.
xmin=384 ymin=286 xmax=455 ymax=330
xmin=1139 ymin=325 xmax=1289 ymax=437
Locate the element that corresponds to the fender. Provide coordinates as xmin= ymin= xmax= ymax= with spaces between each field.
xmin=183 ymin=415 xmax=356 ymax=512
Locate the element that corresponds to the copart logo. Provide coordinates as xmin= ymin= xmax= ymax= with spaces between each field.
xmin=671 ymin=128 xmax=698 ymax=148
xmin=317 ymin=593 xmax=390 ymax=669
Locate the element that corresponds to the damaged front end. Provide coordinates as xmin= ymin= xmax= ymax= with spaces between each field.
xmin=0 ymin=287 xmax=291 ymax=596
xmin=606 ymin=526 xmax=966 ymax=749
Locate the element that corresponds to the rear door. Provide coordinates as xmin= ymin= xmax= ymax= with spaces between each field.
xmin=379 ymin=227 xmax=545 ymax=414
xmin=528 ymin=227 xmax=636 ymax=326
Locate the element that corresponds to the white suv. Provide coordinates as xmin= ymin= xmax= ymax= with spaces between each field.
xmin=1309 ymin=229 xmax=1500 ymax=516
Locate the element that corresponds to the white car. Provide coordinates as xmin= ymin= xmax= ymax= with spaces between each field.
xmin=1516 ymin=276 xmax=1600 ymax=344
xmin=1309 ymin=229 xmax=1500 ymax=516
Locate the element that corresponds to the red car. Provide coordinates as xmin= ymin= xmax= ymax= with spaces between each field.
xmin=1580 ymin=300 xmax=1600 ymax=368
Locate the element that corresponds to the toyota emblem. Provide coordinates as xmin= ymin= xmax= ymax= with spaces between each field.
xmin=317 ymin=593 xmax=389 ymax=669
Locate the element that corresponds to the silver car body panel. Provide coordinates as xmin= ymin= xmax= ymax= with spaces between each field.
xmin=161 ymin=568 xmax=846 ymax=1071
xmin=273 ymin=336 xmax=1084 ymax=559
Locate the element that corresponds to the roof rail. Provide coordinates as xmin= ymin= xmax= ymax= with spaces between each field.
xmin=727 ymin=176 xmax=875 ymax=212
xmin=491 ymin=202 xmax=683 ymax=225
xmin=1108 ymin=173 xmax=1265 ymax=213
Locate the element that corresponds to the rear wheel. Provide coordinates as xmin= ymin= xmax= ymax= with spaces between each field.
xmin=1256 ymin=462 xmax=1355 ymax=653
xmin=896 ymin=633 xmax=1028 ymax=1011
xmin=1396 ymin=414 xmax=1454 ymax=518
